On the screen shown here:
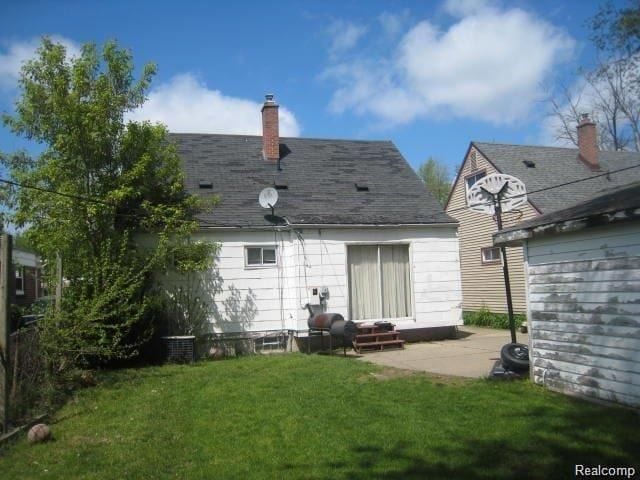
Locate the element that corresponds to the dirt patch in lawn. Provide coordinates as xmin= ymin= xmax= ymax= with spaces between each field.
xmin=360 ymin=367 xmax=471 ymax=385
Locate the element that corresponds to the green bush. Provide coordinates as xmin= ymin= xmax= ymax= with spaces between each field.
xmin=10 ymin=303 xmax=25 ymax=331
xmin=463 ymin=306 xmax=526 ymax=329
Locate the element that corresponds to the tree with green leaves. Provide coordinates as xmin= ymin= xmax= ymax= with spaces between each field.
xmin=417 ymin=157 xmax=451 ymax=206
xmin=1 ymin=38 xmax=216 ymax=371
xmin=591 ymin=0 xmax=639 ymax=55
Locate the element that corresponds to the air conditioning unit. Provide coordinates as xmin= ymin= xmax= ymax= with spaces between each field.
xmin=161 ymin=336 xmax=196 ymax=363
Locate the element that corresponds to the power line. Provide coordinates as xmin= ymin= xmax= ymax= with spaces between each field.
xmin=443 ymin=163 xmax=640 ymax=218
xmin=1 ymin=161 xmax=640 ymax=226
xmin=0 ymin=178 xmax=115 ymax=207
xmin=0 ymin=177 xmax=200 ymax=227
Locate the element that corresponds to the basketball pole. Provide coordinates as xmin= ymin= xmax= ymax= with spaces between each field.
xmin=482 ymin=183 xmax=517 ymax=344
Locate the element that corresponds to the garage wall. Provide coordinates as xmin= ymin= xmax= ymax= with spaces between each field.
xmin=525 ymin=222 xmax=640 ymax=407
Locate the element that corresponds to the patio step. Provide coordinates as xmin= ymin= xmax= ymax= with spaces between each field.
xmin=355 ymin=332 xmax=400 ymax=340
xmin=353 ymin=323 xmax=405 ymax=353
xmin=353 ymin=339 xmax=406 ymax=352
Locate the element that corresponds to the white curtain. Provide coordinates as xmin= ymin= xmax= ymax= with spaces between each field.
xmin=348 ymin=246 xmax=381 ymax=320
xmin=348 ymin=244 xmax=411 ymax=320
xmin=380 ymin=245 xmax=411 ymax=318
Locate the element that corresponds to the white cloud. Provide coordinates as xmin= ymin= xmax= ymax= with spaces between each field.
xmin=128 ymin=73 xmax=301 ymax=136
xmin=327 ymin=20 xmax=368 ymax=57
xmin=324 ymin=61 xmax=425 ymax=124
xmin=323 ymin=5 xmax=575 ymax=126
xmin=0 ymin=35 xmax=80 ymax=88
xmin=378 ymin=11 xmax=410 ymax=39
xmin=442 ymin=0 xmax=493 ymax=17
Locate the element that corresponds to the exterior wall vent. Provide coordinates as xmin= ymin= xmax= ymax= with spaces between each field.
xmin=199 ymin=180 xmax=213 ymax=189
xmin=355 ymin=182 xmax=369 ymax=191
xmin=523 ymin=160 xmax=536 ymax=168
xmin=469 ymin=149 xmax=477 ymax=170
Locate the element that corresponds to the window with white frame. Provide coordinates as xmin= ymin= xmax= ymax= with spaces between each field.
xmin=481 ymin=247 xmax=501 ymax=264
xmin=465 ymin=170 xmax=486 ymax=194
xmin=347 ymin=244 xmax=412 ymax=321
xmin=15 ymin=266 xmax=24 ymax=294
xmin=245 ymin=246 xmax=277 ymax=267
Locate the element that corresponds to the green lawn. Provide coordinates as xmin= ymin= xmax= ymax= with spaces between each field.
xmin=1 ymin=354 xmax=638 ymax=479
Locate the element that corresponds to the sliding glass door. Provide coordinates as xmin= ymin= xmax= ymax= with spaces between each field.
xmin=347 ymin=244 xmax=412 ymax=321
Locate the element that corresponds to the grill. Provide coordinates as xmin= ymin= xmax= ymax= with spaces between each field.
xmin=305 ymin=306 xmax=357 ymax=355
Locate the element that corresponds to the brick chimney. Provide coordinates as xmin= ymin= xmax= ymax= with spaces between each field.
xmin=577 ymin=113 xmax=599 ymax=170
xmin=261 ymin=94 xmax=279 ymax=162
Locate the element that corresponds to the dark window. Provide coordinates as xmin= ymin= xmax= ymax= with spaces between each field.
xmin=246 ymin=246 xmax=277 ymax=267
xmin=466 ymin=171 xmax=486 ymax=192
xmin=481 ymin=247 xmax=501 ymax=264
xmin=262 ymin=248 xmax=276 ymax=264
xmin=465 ymin=170 xmax=487 ymax=206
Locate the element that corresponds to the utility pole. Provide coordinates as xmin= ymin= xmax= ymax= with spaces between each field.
xmin=0 ymin=233 xmax=12 ymax=433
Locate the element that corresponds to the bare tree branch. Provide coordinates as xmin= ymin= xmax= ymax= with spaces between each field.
xmin=545 ymin=83 xmax=583 ymax=147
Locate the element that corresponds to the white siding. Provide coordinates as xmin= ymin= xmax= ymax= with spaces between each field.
xmin=185 ymin=226 xmax=463 ymax=336
xmin=191 ymin=230 xmax=299 ymax=334
xmin=13 ymin=249 xmax=39 ymax=268
xmin=293 ymin=227 xmax=463 ymax=333
xmin=525 ymin=222 xmax=640 ymax=407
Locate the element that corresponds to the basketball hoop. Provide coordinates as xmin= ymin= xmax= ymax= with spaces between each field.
xmin=467 ymin=174 xmax=527 ymax=215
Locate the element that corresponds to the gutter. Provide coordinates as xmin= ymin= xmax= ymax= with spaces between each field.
xmin=198 ymin=222 xmax=459 ymax=231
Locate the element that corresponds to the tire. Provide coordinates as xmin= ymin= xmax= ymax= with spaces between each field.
xmin=500 ymin=343 xmax=530 ymax=372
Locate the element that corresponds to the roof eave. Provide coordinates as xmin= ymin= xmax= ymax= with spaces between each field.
xmin=494 ymin=207 xmax=640 ymax=247
xmin=198 ymin=222 xmax=459 ymax=231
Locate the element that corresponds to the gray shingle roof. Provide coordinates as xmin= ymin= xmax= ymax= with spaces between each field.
xmin=494 ymin=181 xmax=640 ymax=246
xmin=473 ymin=142 xmax=640 ymax=213
xmin=502 ymin=181 xmax=640 ymax=232
xmin=171 ymin=133 xmax=454 ymax=227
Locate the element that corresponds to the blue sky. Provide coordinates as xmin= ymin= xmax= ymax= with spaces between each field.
xmin=0 ymin=0 xmax=619 ymax=176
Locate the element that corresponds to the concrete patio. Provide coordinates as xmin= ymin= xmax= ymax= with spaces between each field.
xmin=358 ymin=326 xmax=529 ymax=378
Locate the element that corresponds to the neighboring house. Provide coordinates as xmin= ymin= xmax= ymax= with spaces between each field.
xmin=6 ymin=248 xmax=44 ymax=308
xmin=494 ymin=182 xmax=640 ymax=408
xmin=169 ymin=95 xmax=463 ymax=346
xmin=445 ymin=115 xmax=640 ymax=314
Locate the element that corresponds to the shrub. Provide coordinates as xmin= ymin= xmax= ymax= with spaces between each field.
xmin=463 ymin=306 xmax=526 ymax=330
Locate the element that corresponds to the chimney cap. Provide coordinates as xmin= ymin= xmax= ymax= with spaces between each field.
xmin=265 ymin=93 xmax=276 ymax=103
xmin=579 ymin=113 xmax=594 ymax=124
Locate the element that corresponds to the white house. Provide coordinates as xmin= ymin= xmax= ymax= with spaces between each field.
xmin=169 ymin=95 xmax=463 ymax=348
xmin=494 ymin=181 xmax=640 ymax=408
